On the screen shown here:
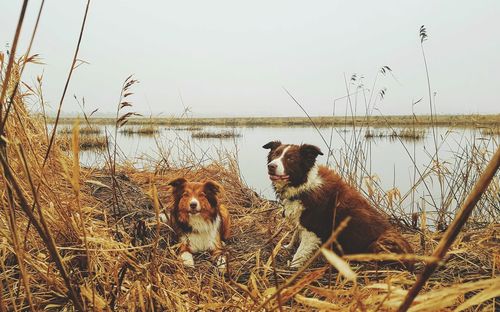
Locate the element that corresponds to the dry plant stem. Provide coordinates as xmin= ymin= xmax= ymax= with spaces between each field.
xmin=343 ymin=253 xmax=437 ymax=263
xmin=373 ymin=110 xmax=439 ymax=211
xmin=0 ymin=152 xmax=85 ymax=311
xmin=256 ymin=217 xmax=351 ymax=311
xmin=71 ymin=125 xmax=94 ymax=309
xmin=420 ymin=27 xmax=445 ymax=228
xmin=0 ymin=5 xmax=43 ymax=305
xmin=109 ymin=76 xmax=140 ymax=220
xmin=0 ymin=248 xmax=19 ymax=312
xmin=283 ymin=87 xmax=340 ymax=169
xmin=326 ymin=91 xmax=364 ymax=166
xmin=270 ymin=253 xmax=283 ymax=312
xmin=0 ymin=283 xmax=6 ymax=312
xmin=0 ymin=0 xmax=28 ymax=116
xmin=0 ymin=0 xmax=46 ymax=134
xmin=22 ymin=0 xmax=91 ymax=246
xmin=3 ymin=170 xmax=35 ymax=310
xmin=109 ymin=264 xmax=129 ymax=309
xmin=151 ymin=183 xmax=161 ymax=289
xmin=343 ymin=73 xmax=358 ymax=175
xmin=397 ymin=146 xmax=500 ymax=312
xmin=42 ymin=0 xmax=90 ymax=165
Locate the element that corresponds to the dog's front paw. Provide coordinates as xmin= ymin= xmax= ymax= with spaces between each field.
xmin=215 ymin=255 xmax=227 ymax=270
xmin=289 ymin=260 xmax=303 ymax=269
xmin=180 ymin=251 xmax=195 ymax=268
xmin=158 ymin=212 xmax=169 ymax=223
xmin=289 ymin=254 xmax=305 ymax=269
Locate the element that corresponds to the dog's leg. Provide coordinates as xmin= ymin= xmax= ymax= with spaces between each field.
xmin=214 ymin=253 xmax=227 ymax=271
xmin=283 ymin=227 xmax=298 ymax=250
xmin=159 ymin=212 xmax=169 ymax=223
xmin=179 ymin=244 xmax=194 ymax=267
xmin=368 ymin=230 xmax=414 ymax=271
xmin=290 ymin=229 xmax=321 ymax=268
xmin=211 ymin=242 xmax=227 ymax=271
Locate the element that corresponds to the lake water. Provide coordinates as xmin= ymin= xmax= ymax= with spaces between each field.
xmin=71 ymin=124 xmax=498 ymax=222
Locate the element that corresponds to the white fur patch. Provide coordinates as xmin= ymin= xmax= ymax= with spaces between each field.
xmin=268 ymin=146 xmax=291 ymax=176
xmin=215 ymin=254 xmax=227 ymax=270
xmin=159 ymin=212 xmax=169 ymax=223
xmin=283 ymin=227 xmax=299 ymax=250
xmin=181 ymin=215 xmax=221 ymax=253
xmin=282 ymin=199 xmax=305 ymax=224
xmin=290 ymin=228 xmax=321 ymax=268
xmin=283 ymin=165 xmax=323 ymax=199
xmin=180 ymin=251 xmax=194 ymax=267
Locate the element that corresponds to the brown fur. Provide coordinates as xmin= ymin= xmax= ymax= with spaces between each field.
xmin=303 ymin=167 xmax=413 ymax=256
xmin=169 ymin=178 xmax=231 ymax=259
xmin=264 ymin=141 xmax=414 ymax=269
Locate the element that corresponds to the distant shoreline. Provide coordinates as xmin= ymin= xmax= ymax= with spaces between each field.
xmin=48 ymin=114 xmax=500 ymax=128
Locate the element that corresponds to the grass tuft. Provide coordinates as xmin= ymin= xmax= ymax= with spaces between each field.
xmin=60 ymin=125 xmax=101 ymax=135
xmin=365 ymin=128 xmax=426 ymax=140
xmin=60 ymin=133 xmax=108 ymax=151
xmin=119 ymin=124 xmax=159 ymax=136
xmin=191 ymin=130 xmax=241 ymax=139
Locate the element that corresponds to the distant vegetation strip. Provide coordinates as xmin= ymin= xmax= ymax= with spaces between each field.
xmin=50 ymin=114 xmax=500 ymax=128
xmin=365 ymin=128 xmax=426 ymax=140
xmin=191 ymin=130 xmax=241 ymax=139
xmin=119 ymin=125 xmax=159 ymax=136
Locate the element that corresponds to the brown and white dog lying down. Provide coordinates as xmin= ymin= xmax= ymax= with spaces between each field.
xmin=263 ymin=141 xmax=414 ymax=269
xmin=169 ymin=178 xmax=231 ymax=269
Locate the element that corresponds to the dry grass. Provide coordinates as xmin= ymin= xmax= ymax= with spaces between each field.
xmin=0 ymin=74 xmax=498 ymax=310
xmin=172 ymin=126 xmax=203 ymax=131
xmin=58 ymin=135 xmax=110 ymax=151
xmin=59 ymin=125 xmax=101 ymax=135
xmin=1 ymin=37 xmax=499 ymax=312
xmin=119 ymin=124 xmax=159 ymax=136
xmin=1 ymin=122 xmax=498 ymax=311
xmin=77 ymin=134 xmax=108 ymax=151
xmin=365 ymin=128 xmax=426 ymax=140
xmin=394 ymin=128 xmax=426 ymax=140
xmin=481 ymin=127 xmax=500 ymax=136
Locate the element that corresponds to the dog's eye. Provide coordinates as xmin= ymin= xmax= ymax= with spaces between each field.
xmin=182 ymin=192 xmax=189 ymax=197
xmin=199 ymin=192 xmax=206 ymax=197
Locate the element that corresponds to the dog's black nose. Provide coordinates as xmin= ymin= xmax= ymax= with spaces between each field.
xmin=190 ymin=202 xmax=197 ymax=209
xmin=268 ymin=163 xmax=277 ymax=171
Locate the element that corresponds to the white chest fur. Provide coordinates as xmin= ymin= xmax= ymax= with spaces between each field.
xmin=282 ymin=199 xmax=305 ymax=224
xmin=281 ymin=197 xmax=322 ymax=268
xmin=181 ymin=215 xmax=221 ymax=253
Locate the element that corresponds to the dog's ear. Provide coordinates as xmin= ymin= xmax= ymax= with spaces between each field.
xmin=203 ymin=180 xmax=221 ymax=195
xmin=300 ymin=144 xmax=323 ymax=159
xmin=203 ymin=180 xmax=221 ymax=208
xmin=262 ymin=140 xmax=282 ymax=150
xmin=169 ymin=177 xmax=187 ymax=190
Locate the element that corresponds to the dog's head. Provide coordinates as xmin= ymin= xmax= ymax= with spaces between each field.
xmin=263 ymin=141 xmax=323 ymax=186
xmin=169 ymin=178 xmax=221 ymax=223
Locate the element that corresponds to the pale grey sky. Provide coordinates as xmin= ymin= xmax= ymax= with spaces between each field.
xmin=2 ymin=1 xmax=499 ymax=117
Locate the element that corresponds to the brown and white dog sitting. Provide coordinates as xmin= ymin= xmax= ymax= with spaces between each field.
xmin=263 ymin=141 xmax=413 ymax=269
xmin=169 ymin=178 xmax=230 ymax=269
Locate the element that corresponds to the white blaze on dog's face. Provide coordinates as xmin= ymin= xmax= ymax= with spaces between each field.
xmin=263 ymin=141 xmax=324 ymax=187
xmin=267 ymin=146 xmax=290 ymax=177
